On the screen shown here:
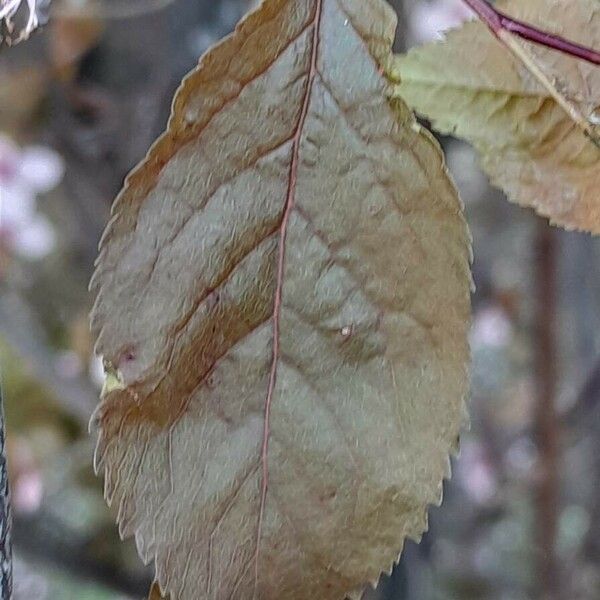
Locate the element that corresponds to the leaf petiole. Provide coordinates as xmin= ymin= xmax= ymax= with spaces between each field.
xmin=462 ymin=0 xmax=600 ymax=65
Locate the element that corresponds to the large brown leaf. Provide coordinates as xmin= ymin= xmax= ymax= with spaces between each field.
xmin=396 ymin=0 xmax=600 ymax=233
xmin=90 ymin=0 xmax=471 ymax=598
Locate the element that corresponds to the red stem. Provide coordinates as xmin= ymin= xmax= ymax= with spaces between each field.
xmin=462 ymin=0 xmax=600 ymax=66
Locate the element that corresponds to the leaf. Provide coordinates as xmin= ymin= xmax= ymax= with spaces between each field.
xmin=395 ymin=0 xmax=600 ymax=233
xmin=90 ymin=0 xmax=471 ymax=598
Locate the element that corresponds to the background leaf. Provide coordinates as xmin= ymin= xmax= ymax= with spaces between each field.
xmin=90 ymin=0 xmax=471 ymax=598
xmin=395 ymin=0 xmax=600 ymax=233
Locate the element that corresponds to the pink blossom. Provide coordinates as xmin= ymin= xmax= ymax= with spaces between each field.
xmin=10 ymin=435 xmax=44 ymax=514
xmin=471 ymin=305 xmax=513 ymax=349
xmin=457 ymin=439 xmax=497 ymax=504
xmin=409 ymin=0 xmax=473 ymax=44
xmin=13 ymin=469 xmax=43 ymax=514
xmin=0 ymin=134 xmax=63 ymax=260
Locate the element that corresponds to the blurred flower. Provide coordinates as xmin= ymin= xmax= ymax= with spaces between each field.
xmin=409 ymin=0 xmax=473 ymax=44
xmin=13 ymin=469 xmax=43 ymax=513
xmin=446 ymin=140 xmax=489 ymax=206
xmin=505 ymin=437 xmax=536 ymax=479
xmin=457 ymin=439 xmax=497 ymax=504
xmin=0 ymin=134 xmax=63 ymax=260
xmin=89 ymin=354 xmax=105 ymax=388
xmin=471 ymin=305 xmax=513 ymax=349
xmin=471 ymin=304 xmax=514 ymax=395
xmin=9 ymin=435 xmax=43 ymax=514
xmin=55 ymin=350 xmax=84 ymax=379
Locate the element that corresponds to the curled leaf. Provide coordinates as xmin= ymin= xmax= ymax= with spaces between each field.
xmin=90 ymin=0 xmax=471 ymax=598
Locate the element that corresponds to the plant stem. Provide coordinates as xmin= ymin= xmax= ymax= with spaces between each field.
xmin=533 ymin=222 xmax=561 ymax=600
xmin=0 ymin=385 xmax=11 ymax=600
xmin=461 ymin=0 xmax=600 ymax=65
xmin=0 ymin=43 xmax=13 ymax=596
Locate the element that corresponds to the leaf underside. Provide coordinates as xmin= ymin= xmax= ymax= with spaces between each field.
xmin=90 ymin=0 xmax=471 ymax=599
xmin=396 ymin=0 xmax=600 ymax=234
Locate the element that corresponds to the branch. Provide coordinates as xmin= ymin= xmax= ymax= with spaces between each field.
xmin=462 ymin=0 xmax=600 ymax=146
xmin=462 ymin=0 xmax=600 ymax=65
xmin=0 ymin=386 xmax=11 ymax=600
xmin=533 ymin=222 xmax=562 ymax=600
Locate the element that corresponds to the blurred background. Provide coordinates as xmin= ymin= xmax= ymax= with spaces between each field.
xmin=0 ymin=0 xmax=599 ymax=598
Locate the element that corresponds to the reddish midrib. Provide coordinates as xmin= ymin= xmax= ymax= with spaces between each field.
xmin=253 ymin=0 xmax=324 ymax=584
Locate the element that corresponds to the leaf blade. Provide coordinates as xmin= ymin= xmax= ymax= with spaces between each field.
xmin=91 ymin=1 xmax=471 ymax=598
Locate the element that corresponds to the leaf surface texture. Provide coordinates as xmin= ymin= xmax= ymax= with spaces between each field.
xmin=90 ymin=0 xmax=471 ymax=598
